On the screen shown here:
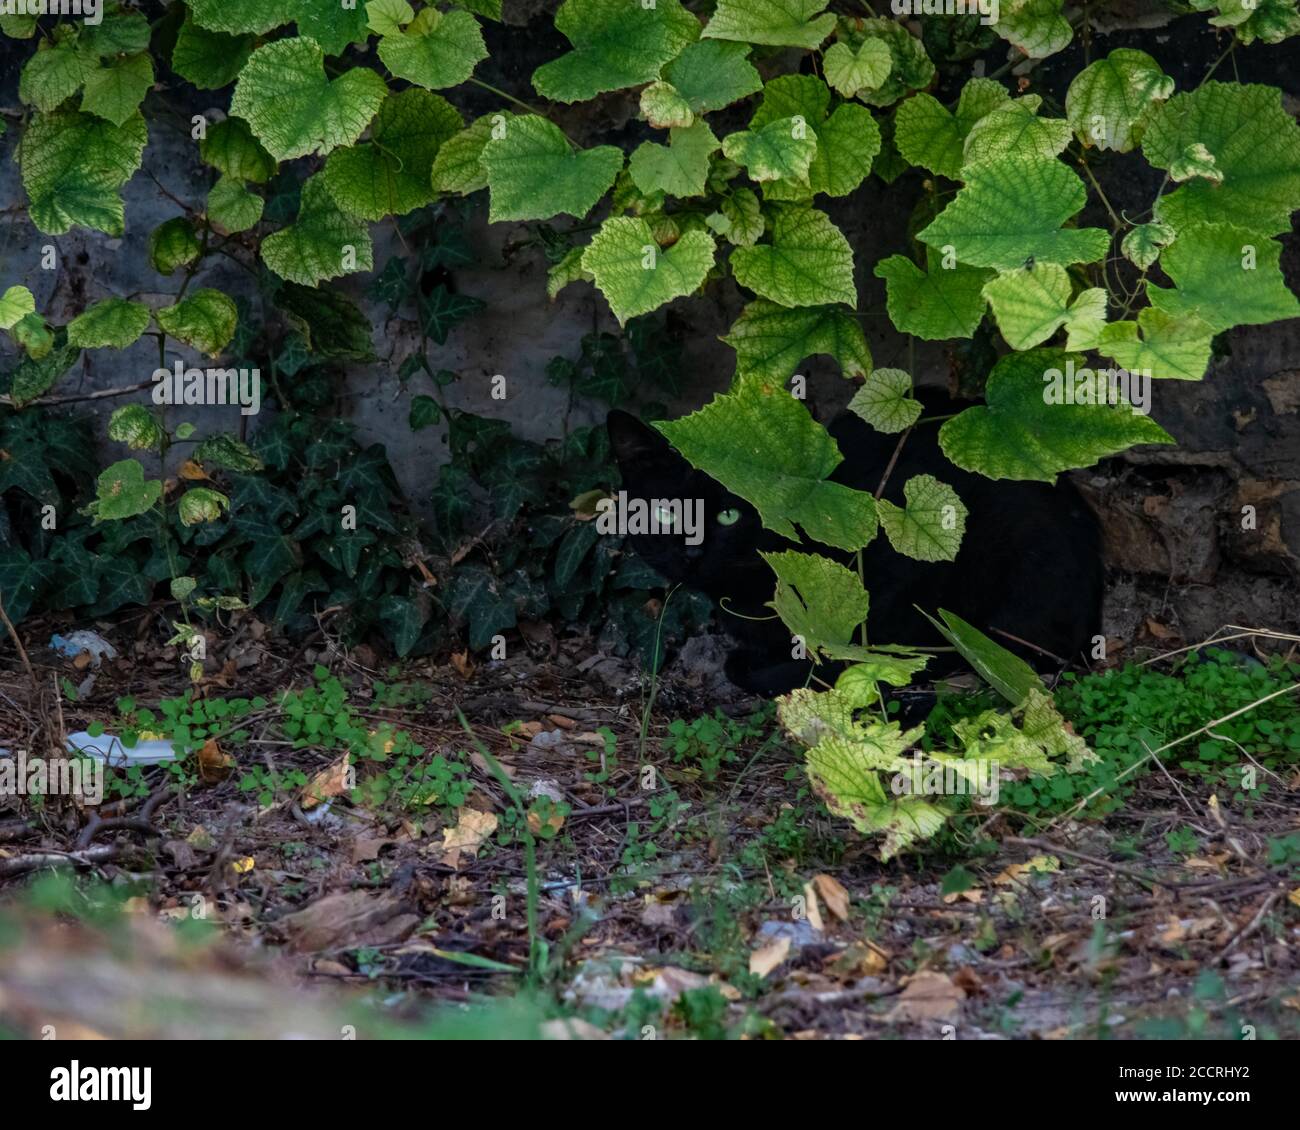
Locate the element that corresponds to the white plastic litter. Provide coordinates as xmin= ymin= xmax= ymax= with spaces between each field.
xmin=50 ymin=631 xmax=119 ymax=667
xmin=64 ymin=731 xmax=177 ymax=766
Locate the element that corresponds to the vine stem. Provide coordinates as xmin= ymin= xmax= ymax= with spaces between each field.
xmin=1078 ymin=156 xmax=1123 ymax=233
xmin=466 ymin=78 xmax=579 ymax=146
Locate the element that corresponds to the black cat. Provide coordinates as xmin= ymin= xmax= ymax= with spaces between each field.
xmin=608 ymin=389 xmax=1103 ymax=694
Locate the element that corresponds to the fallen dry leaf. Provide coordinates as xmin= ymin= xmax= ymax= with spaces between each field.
xmin=995 ymin=854 xmax=1060 ymax=886
xmin=197 ymin=738 xmax=234 ymax=784
xmin=802 ymin=882 xmax=825 ymax=932
xmin=813 ymin=873 xmax=851 ymax=922
xmin=749 ymin=936 xmax=791 ymax=979
xmin=302 ymin=754 xmax=351 ymax=809
xmin=886 ymin=971 xmax=965 ymax=1023
xmin=279 ymin=890 xmax=415 ymax=953
xmin=450 ymin=651 xmax=475 ymax=679
xmin=179 ymin=459 xmax=209 ymax=481
xmin=441 ymin=809 xmax=498 ymax=868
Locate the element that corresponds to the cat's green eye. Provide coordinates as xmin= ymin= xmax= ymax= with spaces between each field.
xmin=653 ymin=505 xmax=678 ymax=528
xmin=716 ymin=508 xmax=741 ymax=526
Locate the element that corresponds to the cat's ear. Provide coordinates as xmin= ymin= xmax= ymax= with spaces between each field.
xmin=607 ymin=410 xmax=677 ymax=469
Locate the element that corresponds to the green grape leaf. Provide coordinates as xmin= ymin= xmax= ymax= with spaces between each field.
xmin=581 ymin=217 xmax=715 ymax=324
xmin=762 ymin=549 xmax=870 ymax=657
xmin=996 ymin=0 xmax=1073 ymax=59
xmin=20 ymin=109 xmax=146 ymax=236
xmin=939 ymin=349 xmax=1173 ymax=482
xmin=629 ymin=121 xmax=719 ymax=198
xmin=19 ymin=32 xmax=92 ymax=111
xmin=655 ymin=378 xmax=879 ymax=550
xmin=84 ymin=459 xmax=163 ymax=523
xmin=172 ymin=17 xmax=254 ymax=90
xmin=80 ymin=52 xmax=152 ymax=126
xmin=178 ymin=487 xmax=230 ymax=527
xmin=801 ymin=102 xmax=880 ymax=198
xmin=847 ymin=368 xmax=921 ymax=433
xmin=480 ymin=115 xmax=622 ymax=222
xmin=547 ymin=246 xmax=593 ymax=298
xmin=188 ymin=0 xmax=297 ymax=35
xmin=532 ymin=0 xmax=699 ymax=103
xmin=67 ymin=297 xmax=151 ymax=349
xmin=12 ymin=314 xmax=52 ymax=360
xmin=430 ymin=112 xmax=511 ymax=195
xmin=323 ymin=89 xmax=462 ymax=220
xmin=1120 ymin=220 xmax=1175 ymax=270
xmin=149 ymin=217 xmax=202 ymax=276
xmin=261 ymin=176 xmax=374 ymax=286
xmin=722 ymin=116 xmax=818 ymax=184
xmin=724 ymin=299 xmax=871 ymax=382
xmin=711 ymin=187 xmax=765 ymax=246
xmin=982 ymin=261 xmax=1074 ymax=350
xmin=80 ymin=7 xmax=152 ymax=56
xmin=156 ymin=289 xmax=238 ymax=357
xmin=1064 ymin=48 xmax=1174 ymax=153
xmin=230 ymin=37 xmax=387 ymax=161
xmin=921 ymin=609 xmax=1045 ymax=705
xmin=1097 ymin=307 xmax=1215 ymax=382
xmin=107 ymin=405 xmax=164 ymax=452
xmin=1143 ymin=83 xmax=1300 ymax=235
xmin=749 ymin=72 xmax=829 ymax=129
xmin=876 ymin=474 xmax=967 ymax=562
xmin=917 ymin=157 xmax=1110 ymax=270
xmin=1168 ymin=142 xmax=1222 ymax=183
xmin=822 ymin=38 xmax=891 ymax=99
xmin=207 ymin=175 xmax=264 ymax=234
xmin=0 ymin=286 xmax=35 ymax=330
xmin=959 ymin=98 xmax=1073 ymax=170
xmin=702 ymin=0 xmax=836 ymax=49
xmin=199 ymin=118 xmax=276 ymax=183
xmin=894 ymin=79 xmax=1010 ymax=179
xmin=661 ymin=40 xmax=762 ymax=113
xmin=375 ymin=5 xmax=488 ymax=90
xmin=874 ymin=250 xmax=992 ymax=341
xmin=1144 ymin=222 xmax=1300 ymax=333
xmin=1188 ymin=0 xmax=1300 ymax=44
xmin=1062 ymin=287 xmax=1109 ymax=351
xmin=731 ymin=204 xmax=857 ymax=308
xmin=295 ymin=0 xmax=372 ymax=55
xmin=640 ymin=82 xmax=693 ymax=129
xmin=845 ymin=18 xmax=935 ymax=109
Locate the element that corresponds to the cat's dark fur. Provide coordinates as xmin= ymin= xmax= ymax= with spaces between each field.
xmin=608 ymin=389 xmax=1103 ymax=694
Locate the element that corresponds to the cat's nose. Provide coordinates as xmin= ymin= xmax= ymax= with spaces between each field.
xmin=684 ymin=544 xmax=704 ymax=560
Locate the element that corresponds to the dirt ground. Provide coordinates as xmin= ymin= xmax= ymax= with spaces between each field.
xmin=1 ymin=608 xmax=1298 ymax=1041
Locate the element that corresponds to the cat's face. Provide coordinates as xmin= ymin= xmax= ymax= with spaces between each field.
xmin=606 ymin=410 xmax=771 ymax=600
